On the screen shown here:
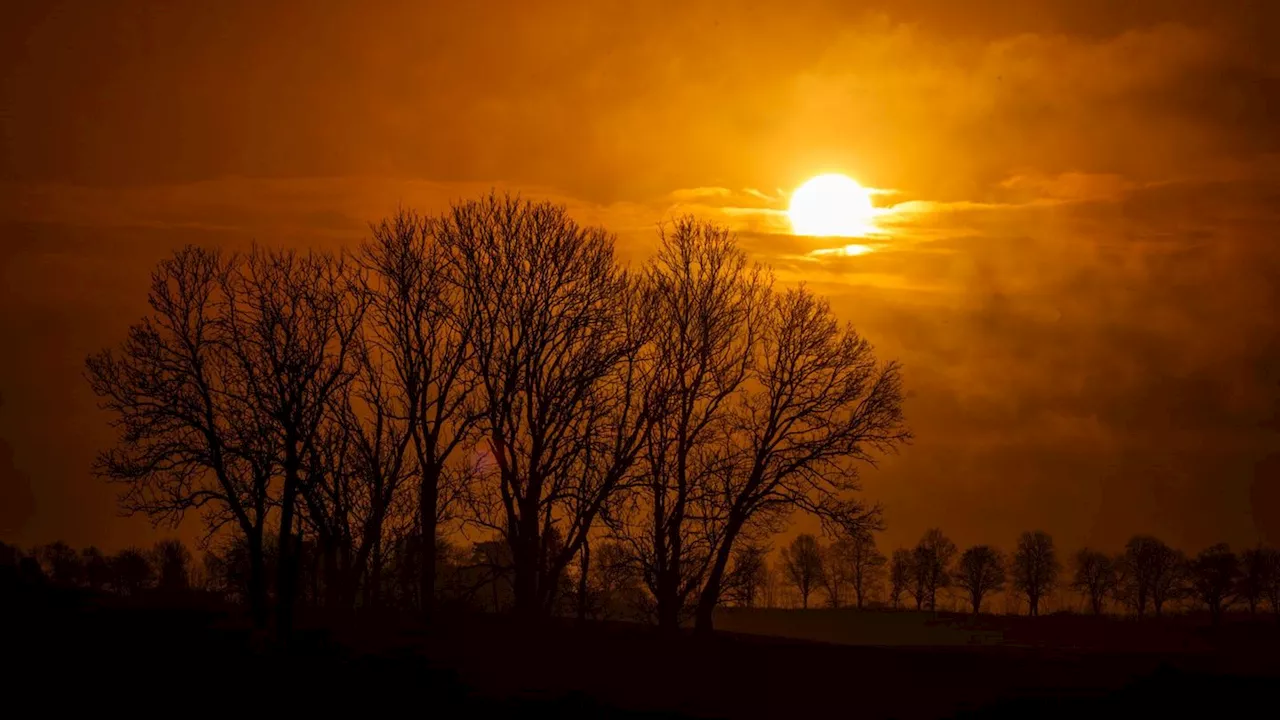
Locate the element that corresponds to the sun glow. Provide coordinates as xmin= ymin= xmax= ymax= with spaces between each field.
xmin=788 ymin=173 xmax=877 ymax=237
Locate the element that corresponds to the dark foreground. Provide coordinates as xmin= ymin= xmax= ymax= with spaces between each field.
xmin=6 ymin=588 xmax=1279 ymax=718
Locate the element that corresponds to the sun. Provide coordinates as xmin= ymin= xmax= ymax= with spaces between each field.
xmin=788 ymin=173 xmax=877 ymax=237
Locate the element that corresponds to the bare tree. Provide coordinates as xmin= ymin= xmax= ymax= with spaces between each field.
xmin=1120 ymin=535 xmax=1185 ymax=617
xmin=819 ymin=538 xmax=853 ymax=608
xmin=611 ymin=217 xmax=764 ymax=631
xmin=111 ymin=548 xmax=153 ymax=596
xmin=451 ymin=195 xmax=654 ymax=617
xmin=692 ymin=288 xmax=908 ymax=631
xmin=1011 ymin=530 xmax=1060 ymax=616
xmin=218 ymin=246 xmax=367 ymax=638
xmin=1189 ymin=543 xmax=1239 ymax=624
xmin=1236 ymin=545 xmax=1277 ymax=616
xmin=150 ymin=539 xmax=192 ymax=592
xmin=831 ymin=530 xmax=886 ymax=610
xmin=780 ymin=534 xmax=824 ymax=609
xmin=86 ymin=248 xmax=273 ymax=627
xmin=954 ymin=545 xmax=1006 ymax=615
xmin=723 ymin=542 xmax=771 ymax=609
xmin=82 ymin=547 xmax=111 ymax=591
xmin=359 ymin=210 xmax=479 ymax=620
xmin=37 ymin=541 xmax=83 ymax=586
xmin=911 ymin=528 xmax=955 ymax=611
xmin=889 ymin=548 xmax=912 ymax=610
xmin=1071 ymin=548 xmax=1118 ymax=615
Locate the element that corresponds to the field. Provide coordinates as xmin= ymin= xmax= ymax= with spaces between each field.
xmin=7 ymin=585 xmax=1279 ymax=717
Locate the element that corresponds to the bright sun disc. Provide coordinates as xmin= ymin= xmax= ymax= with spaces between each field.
xmin=788 ymin=173 xmax=876 ymax=237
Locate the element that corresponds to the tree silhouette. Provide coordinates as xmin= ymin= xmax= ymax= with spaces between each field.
xmin=781 ymin=534 xmax=824 ymax=609
xmin=1189 ymin=543 xmax=1239 ymax=624
xmin=82 ymin=546 xmax=111 ymax=591
xmin=819 ymin=538 xmax=853 ymax=608
xmin=889 ymin=548 xmax=912 ymax=610
xmin=954 ymin=545 xmax=1006 ymax=615
xmin=691 ymin=288 xmax=907 ymax=631
xmin=1121 ymin=535 xmax=1185 ymax=617
xmin=1236 ymin=545 xmax=1277 ymax=616
xmin=1071 ymin=548 xmax=1118 ymax=615
xmin=358 ymin=209 xmax=479 ymax=620
xmin=723 ymin=542 xmax=771 ymax=609
xmin=38 ymin=541 xmax=83 ymax=586
xmin=836 ymin=530 xmax=886 ymax=610
xmin=151 ymin=539 xmax=192 ymax=592
xmin=111 ymin=548 xmax=153 ymax=596
xmin=218 ymin=246 xmax=367 ymax=638
xmin=911 ymin=529 xmax=955 ymax=611
xmin=86 ymin=248 xmax=274 ymax=628
xmin=609 ymin=217 xmax=765 ymax=631
xmin=1011 ymin=530 xmax=1060 ymax=616
xmin=451 ymin=195 xmax=654 ymax=618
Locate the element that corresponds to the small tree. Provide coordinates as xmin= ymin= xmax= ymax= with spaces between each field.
xmin=1011 ymin=530 xmax=1060 ymax=616
xmin=889 ymin=548 xmax=912 ymax=610
xmin=1236 ymin=546 xmax=1276 ymax=616
xmin=151 ymin=539 xmax=193 ymax=592
xmin=82 ymin=547 xmax=112 ymax=591
xmin=844 ymin=531 xmax=886 ymax=609
xmin=819 ymin=539 xmax=853 ymax=608
xmin=39 ymin=541 xmax=84 ymax=586
xmin=1121 ymin=535 xmax=1184 ymax=617
xmin=1071 ymin=548 xmax=1118 ymax=615
xmin=1189 ymin=543 xmax=1238 ymax=624
xmin=111 ymin=548 xmax=153 ymax=596
xmin=781 ymin=534 xmax=824 ymax=609
xmin=954 ymin=545 xmax=1006 ymax=615
xmin=911 ymin=529 xmax=955 ymax=610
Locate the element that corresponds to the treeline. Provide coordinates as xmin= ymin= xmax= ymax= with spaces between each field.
xmin=763 ymin=530 xmax=1280 ymax=622
xmin=83 ymin=194 xmax=909 ymax=639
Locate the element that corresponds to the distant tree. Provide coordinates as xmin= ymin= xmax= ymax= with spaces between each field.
xmin=111 ymin=548 xmax=153 ymax=596
xmin=1071 ymin=548 xmax=1118 ymax=615
xmin=151 ymin=539 xmax=192 ymax=592
xmin=1189 ymin=543 xmax=1239 ymax=624
xmin=1011 ymin=530 xmax=1060 ymax=616
xmin=1126 ymin=532 xmax=1172 ymax=617
xmin=818 ymin=539 xmax=852 ymax=608
xmin=82 ymin=546 xmax=112 ymax=591
xmin=954 ymin=545 xmax=1006 ymax=615
xmin=889 ymin=548 xmax=913 ymax=610
xmin=39 ymin=541 xmax=84 ymax=586
xmin=780 ymin=534 xmax=824 ymax=609
xmin=724 ymin=542 xmax=771 ymax=609
xmin=1236 ymin=546 xmax=1277 ymax=616
xmin=1120 ymin=535 xmax=1184 ymax=617
xmin=842 ymin=531 xmax=886 ymax=610
xmin=911 ymin=529 xmax=956 ymax=611
xmin=1262 ymin=547 xmax=1280 ymax=622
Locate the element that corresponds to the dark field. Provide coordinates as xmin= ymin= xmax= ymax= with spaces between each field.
xmin=7 ymin=585 xmax=1279 ymax=718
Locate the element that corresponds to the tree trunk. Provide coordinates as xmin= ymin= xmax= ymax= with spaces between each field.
xmin=419 ymin=471 xmax=439 ymax=622
xmin=576 ymin=538 xmax=589 ymax=623
xmin=275 ymin=446 xmax=300 ymax=642
xmin=512 ymin=502 xmax=541 ymax=619
xmin=693 ymin=513 xmax=744 ymax=633
xmin=247 ymin=529 xmax=268 ymax=630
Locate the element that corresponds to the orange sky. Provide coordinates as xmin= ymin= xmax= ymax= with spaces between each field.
xmin=3 ymin=0 xmax=1279 ymax=555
